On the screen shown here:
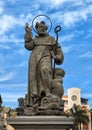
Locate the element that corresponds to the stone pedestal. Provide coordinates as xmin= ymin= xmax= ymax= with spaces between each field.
xmin=7 ymin=116 xmax=74 ymax=130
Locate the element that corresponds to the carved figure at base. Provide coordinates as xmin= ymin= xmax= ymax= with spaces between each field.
xmin=17 ymin=17 xmax=65 ymax=116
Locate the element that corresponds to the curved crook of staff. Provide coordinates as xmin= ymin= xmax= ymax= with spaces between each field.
xmin=54 ymin=25 xmax=62 ymax=44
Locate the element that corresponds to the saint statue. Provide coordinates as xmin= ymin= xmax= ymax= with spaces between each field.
xmin=23 ymin=19 xmax=65 ymax=115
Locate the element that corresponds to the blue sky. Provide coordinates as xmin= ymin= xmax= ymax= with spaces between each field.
xmin=0 ymin=0 xmax=92 ymax=109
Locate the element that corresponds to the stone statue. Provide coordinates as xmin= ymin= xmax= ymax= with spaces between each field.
xmin=17 ymin=18 xmax=65 ymax=116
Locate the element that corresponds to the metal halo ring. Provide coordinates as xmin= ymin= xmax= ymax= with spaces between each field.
xmin=32 ymin=14 xmax=52 ymax=33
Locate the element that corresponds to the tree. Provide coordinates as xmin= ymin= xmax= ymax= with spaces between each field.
xmin=65 ymin=104 xmax=90 ymax=130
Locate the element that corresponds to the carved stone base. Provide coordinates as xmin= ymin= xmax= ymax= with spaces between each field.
xmin=17 ymin=95 xmax=64 ymax=116
xmin=23 ymin=107 xmax=64 ymax=116
xmin=24 ymin=107 xmax=38 ymax=116
xmin=37 ymin=110 xmax=64 ymax=115
xmin=7 ymin=116 xmax=74 ymax=130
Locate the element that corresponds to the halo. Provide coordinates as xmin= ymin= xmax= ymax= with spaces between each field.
xmin=32 ymin=15 xmax=52 ymax=33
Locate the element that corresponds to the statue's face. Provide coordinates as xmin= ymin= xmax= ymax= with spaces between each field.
xmin=37 ymin=23 xmax=46 ymax=35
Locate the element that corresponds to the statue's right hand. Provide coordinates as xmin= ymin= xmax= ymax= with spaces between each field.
xmin=25 ymin=23 xmax=31 ymax=33
xmin=24 ymin=22 xmax=33 ymax=42
xmin=24 ymin=33 xmax=32 ymax=42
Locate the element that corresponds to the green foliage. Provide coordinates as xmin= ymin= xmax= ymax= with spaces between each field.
xmin=65 ymin=104 xmax=90 ymax=130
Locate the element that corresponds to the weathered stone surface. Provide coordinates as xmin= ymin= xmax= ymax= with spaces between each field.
xmin=16 ymin=18 xmax=65 ymax=116
xmin=7 ymin=116 xmax=74 ymax=130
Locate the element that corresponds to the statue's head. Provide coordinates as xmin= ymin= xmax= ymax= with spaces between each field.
xmin=35 ymin=21 xmax=48 ymax=36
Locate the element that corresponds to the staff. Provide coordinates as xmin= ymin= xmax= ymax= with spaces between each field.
xmin=54 ymin=25 xmax=62 ymax=69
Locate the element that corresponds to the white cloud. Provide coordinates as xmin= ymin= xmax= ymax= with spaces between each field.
xmin=1 ymin=92 xmax=25 ymax=102
xmin=3 ymin=99 xmax=17 ymax=102
xmin=62 ymin=9 xmax=88 ymax=27
xmin=14 ymin=48 xmax=27 ymax=56
xmin=1 ymin=93 xmax=24 ymax=103
xmin=86 ymin=29 xmax=92 ymax=39
xmin=0 ymin=83 xmax=27 ymax=88
xmin=0 ymin=43 xmax=10 ymax=49
xmin=0 ymin=1 xmax=4 ymax=14
xmin=82 ymin=93 xmax=92 ymax=98
xmin=0 ymin=71 xmax=16 ymax=81
xmin=0 ymin=15 xmax=18 ymax=35
xmin=62 ymin=45 xmax=73 ymax=54
xmin=51 ymin=4 xmax=92 ymax=28
xmin=84 ymin=0 xmax=92 ymax=3
xmin=40 ymin=0 xmax=84 ymax=9
xmin=59 ymin=34 xmax=74 ymax=42
xmin=0 ymin=34 xmax=23 ymax=43
xmin=79 ymin=51 xmax=92 ymax=58
xmin=0 ymin=0 xmax=91 ymax=37
xmin=0 ymin=54 xmax=5 ymax=61
xmin=63 ymin=12 xmax=86 ymax=27
xmin=2 ymin=93 xmax=23 ymax=98
xmin=0 ymin=7 xmax=3 ymax=14
xmin=6 ymin=62 xmax=26 ymax=68
xmin=0 ymin=14 xmax=33 ymax=36
xmin=0 ymin=68 xmax=5 ymax=73
xmin=7 ymin=0 xmax=16 ymax=3
xmin=42 ymin=0 xmax=67 ymax=7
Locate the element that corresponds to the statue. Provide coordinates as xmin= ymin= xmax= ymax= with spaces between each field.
xmin=17 ymin=15 xmax=65 ymax=115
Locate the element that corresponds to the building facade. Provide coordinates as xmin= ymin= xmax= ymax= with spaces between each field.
xmin=62 ymin=87 xmax=91 ymax=130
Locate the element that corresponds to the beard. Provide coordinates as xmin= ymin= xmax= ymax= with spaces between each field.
xmin=38 ymin=31 xmax=47 ymax=36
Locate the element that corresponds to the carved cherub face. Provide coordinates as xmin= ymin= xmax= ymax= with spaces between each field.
xmin=35 ymin=21 xmax=48 ymax=36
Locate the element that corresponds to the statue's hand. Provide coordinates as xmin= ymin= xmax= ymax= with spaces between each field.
xmin=24 ymin=23 xmax=33 ymax=42
xmin=24 ymin=33 xmax=32 ymax=42
xmin=25 ymin=23 xmax=32 ymax=33
xmin=54 ymin=55 xmax=63 ymax=65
